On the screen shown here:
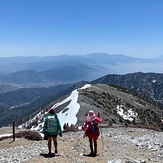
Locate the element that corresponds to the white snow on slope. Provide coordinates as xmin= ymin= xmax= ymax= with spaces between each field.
xmin=0 ymin=134 xmax=12 ymax=138
xmin=116 ymin=105 xmax=138 ymax=121
xmin=152 ymin=79 xmax=156 ymax=83
xmin=18 ymin=84 xmax=91 ymax=131
xmin=54 ymin=84 xmax=91 ymax=129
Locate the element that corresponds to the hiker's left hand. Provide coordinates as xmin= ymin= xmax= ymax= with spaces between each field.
xmin=98 ymin=112 xmax=100 ymax=117
xmin=59 ymin=133 xmax=62 ymax=137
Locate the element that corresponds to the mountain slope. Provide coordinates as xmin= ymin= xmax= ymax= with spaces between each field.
xmin=0 ymin=81 xmax=89 ymax=127
xmin=1 ymin=72 xmax=163 ymax=128
xmin=22 ymin=84 xmax=163 ymax=131
xmin=0 ymin=84 xmax=72 ymax=127
xmin=91 ymin=72 xmax=163 ymax=104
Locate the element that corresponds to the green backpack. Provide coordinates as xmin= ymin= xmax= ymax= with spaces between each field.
xmin=46 ymin=115 xmax=58 ymax=133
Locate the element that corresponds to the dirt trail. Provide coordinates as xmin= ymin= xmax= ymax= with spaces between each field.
xmin=0 ymin=128 xmax=163 ymax=163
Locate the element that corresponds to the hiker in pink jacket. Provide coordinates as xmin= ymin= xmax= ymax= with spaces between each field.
xmin=83 ymin=110 xmax=102 ymax=156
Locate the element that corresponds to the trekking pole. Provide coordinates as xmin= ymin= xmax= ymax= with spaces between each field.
xmin=99 ymin=125 xmax=104 ymax=154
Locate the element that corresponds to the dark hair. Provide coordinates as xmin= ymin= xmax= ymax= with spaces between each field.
xmin=49 ymin=108 xmax=55 ymax=114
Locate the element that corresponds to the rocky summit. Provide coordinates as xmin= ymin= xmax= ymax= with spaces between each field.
xmin=0 ymin=127 xmax=163 ymax=163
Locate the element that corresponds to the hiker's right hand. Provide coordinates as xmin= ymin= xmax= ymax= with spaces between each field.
xmin=98 ymin=112 xmax=100 ymax=117
xmin=59 ymin=133 xmax=62 ymax=137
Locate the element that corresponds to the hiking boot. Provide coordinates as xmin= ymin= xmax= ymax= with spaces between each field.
xmin=94 ymin=148 xmax=97 ymax=156
xmin=55 ymin=149 xmax=58 ymax=154
xmin=48 ymin=152 xmax=51 ymax=155
xmin=88 ymin=152 xmax=94 ymax=156
xmin=94 ymin=141 xmax=97 ymax=156
xmin=94 ymin=151 xmax=97 ymax=156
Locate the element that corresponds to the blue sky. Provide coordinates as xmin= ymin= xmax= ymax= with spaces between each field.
xmin=0 ymin=0 xmax=163 ymax=58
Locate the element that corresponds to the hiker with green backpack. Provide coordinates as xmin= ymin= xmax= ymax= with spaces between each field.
xmin=43 ymin=107 xmax=62 ymax=155
xmin=83 ymin=110 xmax=102 ymax=156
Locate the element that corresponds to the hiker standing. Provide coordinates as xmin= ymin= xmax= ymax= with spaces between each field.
xmin=83 ymin=110 xmax=102 ymax=156
xmin=43 ymin=107 xmax=62 ymax=155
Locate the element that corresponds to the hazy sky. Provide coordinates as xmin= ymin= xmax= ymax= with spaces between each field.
xmin=0 ymin=0 xmax=163 ymax=58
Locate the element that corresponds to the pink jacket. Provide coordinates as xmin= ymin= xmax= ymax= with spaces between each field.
xmin=83 ymin=115 xmax=102 ymax=132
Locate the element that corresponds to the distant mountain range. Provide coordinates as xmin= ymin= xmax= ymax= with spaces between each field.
xmin=0 ymin=53 xmax=163 ymax=128
xmin=0 ymin=53 xmax=163 ymax=85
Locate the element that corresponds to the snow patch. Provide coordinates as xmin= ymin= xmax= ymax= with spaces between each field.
xmin=0 ymin=134 xmax=12 ymax=138
xmin=78 ymin=84 xmax=91 ymax=90
xmin=54 ymin=84 xmax=91 ymax=129
xmin=151 ymin=79 xmax=156 ymax=83
xmin=19 ymin=84 xmax=91 ymax=131
xmin=116 ymin=105 xmax=138 ymax=121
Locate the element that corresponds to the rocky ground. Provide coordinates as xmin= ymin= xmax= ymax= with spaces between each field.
xmin=0 ymin=127 xmax=163 ymax=163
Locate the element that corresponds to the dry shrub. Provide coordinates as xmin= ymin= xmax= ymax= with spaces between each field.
xmin=0 ymin=136 xmax=10 ymax=141
xmin=63 ymin=123 xmax=79 ymax=133
xmin=0 ymin=130 xmax=42 ymax=141
xmin=99 ymin=122 xmax=112 ymax=128
xmin=16 ymin=130 xmax=42 ymax=141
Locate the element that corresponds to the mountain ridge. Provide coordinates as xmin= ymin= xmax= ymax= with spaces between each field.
xmin=21 ymin=83 xmax=163 ymax=132
xmin=91 ymin=72 xmax=163 ymax=104
xmin=0 ymin=53 xmax=163 ymax=85
xmin=0 ymin=72 xmax=163 ymax=129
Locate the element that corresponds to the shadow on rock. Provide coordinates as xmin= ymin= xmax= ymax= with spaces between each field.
xmin=83 ymin=153 xmax=97 ymax=157
xmin=40 ymin=153 xmax=55 ymax=158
